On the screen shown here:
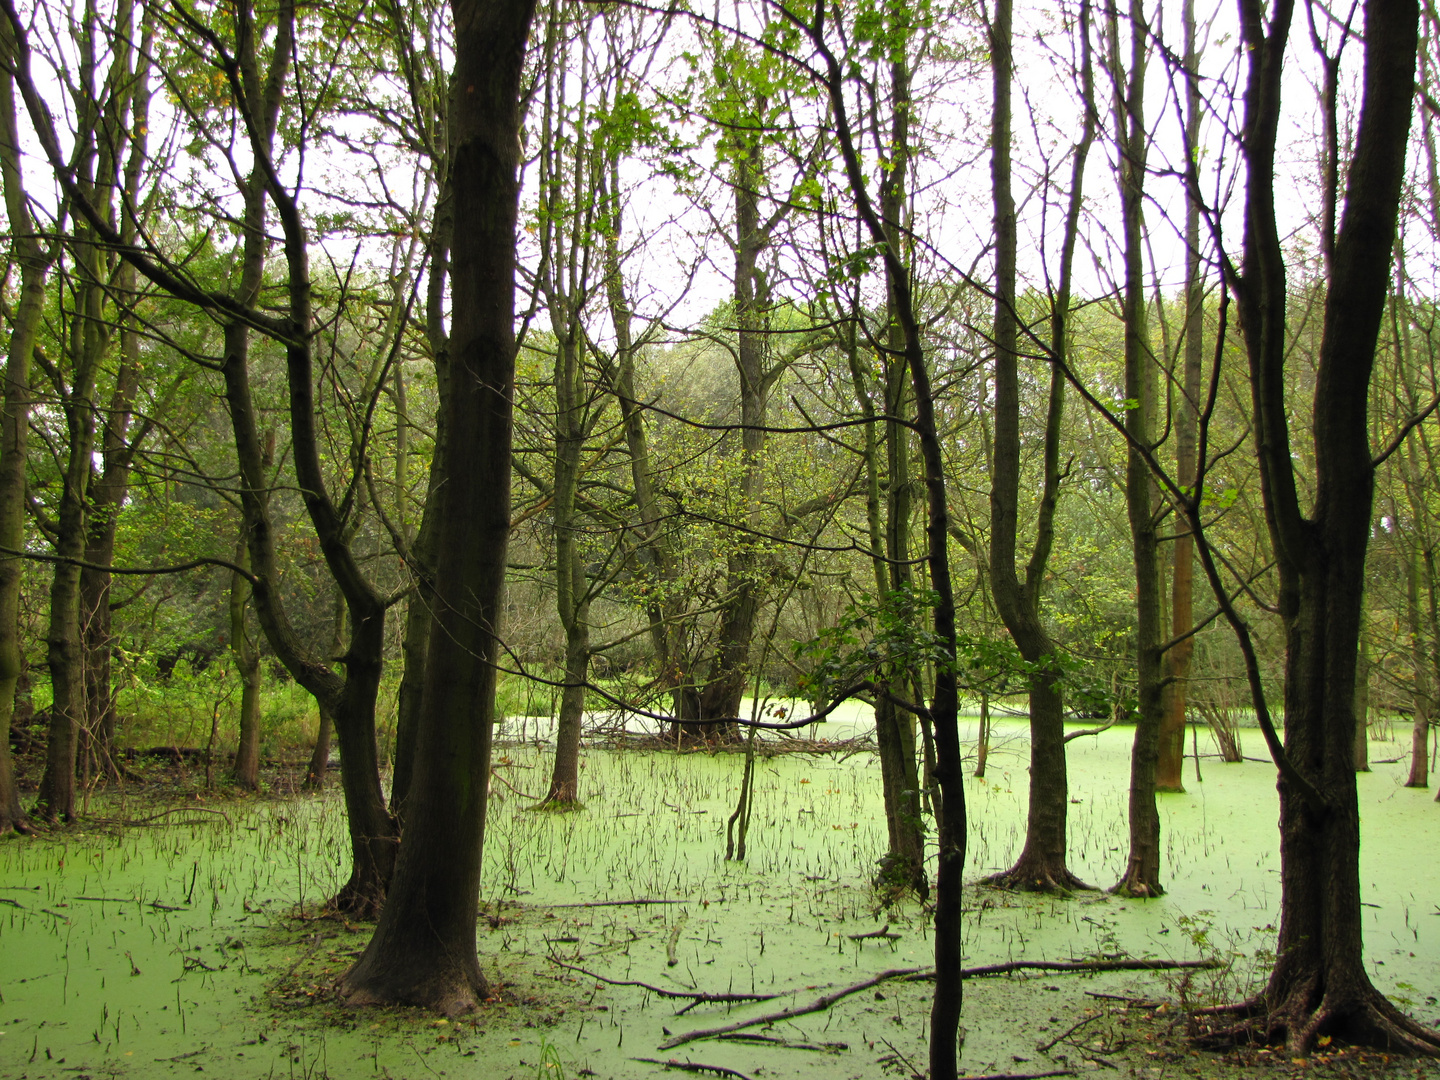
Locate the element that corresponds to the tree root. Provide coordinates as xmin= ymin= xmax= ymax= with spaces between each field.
xmin=1108 ymin=874 xmax=1163 ymax=899
xmin=0 ymin=809 xmax=35 ymax=835
xmin=981 ymin=862 xmax=1094 ymax=894
xmin=1190 ymin=990 xmax=1440 ymax=1058
xmin=325 ymin=878 xmax=385 ymax=922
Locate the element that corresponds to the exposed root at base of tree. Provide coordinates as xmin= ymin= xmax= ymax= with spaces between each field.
xmin=325 ymin=879 xmax=386 ymax=922
xmin=0 ymin=810 xmax=34 ymax=835
xmin=339 ymin=969 xmax=488 ymax=1018
xmin=1190 ymin=990 xmax=1440 ymax=1057
xmin=1108 ymin=874 xmax=1164 ymax=899
xmin=981 ymin=861 xmax=1094 ymax=894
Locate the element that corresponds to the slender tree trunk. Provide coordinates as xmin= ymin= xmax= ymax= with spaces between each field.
xmin=37 ymin=256 xmax=106 ymax=823
xmin=341 ymin=0 xmax=534 ymax=1012
xmin=985 ymin=0 xmax=1093 ymax=893
xmin=1112 ymin=0 xmax=1164 ymax=898
xmin=1405 ymin=547 xmax=1429 ymax=786
xmin=1157 ymin=0 xmax=1204 ymax=793
xmin=0 ymin=17 xmax=45 ymax=833
xmin=868 ymin=42 xmax=926 ymax=897
xmin=673 ymin=88 xmax=773 ymax=740
xmin=229 ymin=540 xmax=262 ymax=789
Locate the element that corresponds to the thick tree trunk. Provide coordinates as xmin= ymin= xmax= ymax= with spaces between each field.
xmin=341 ymin=0 xmax=533 ymax=1012
xmin=1219 ymin=0 xmax=1439 ymax=1054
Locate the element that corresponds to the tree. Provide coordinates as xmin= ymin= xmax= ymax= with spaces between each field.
xmin=1208 ymin=0 xmax=1440 ymax=1053
xmin=340 ymin=0 xmax=536 ymax=1012
xmin=1109 ymin=0 xmax=1165 ymax=898
xmin=984 ymin=0 xmax=1095 ymax=893
xmin=0 ymin=9 xmax=51 ymax=835
xmin=1155 ymin=0 xmax=1206 ymax=794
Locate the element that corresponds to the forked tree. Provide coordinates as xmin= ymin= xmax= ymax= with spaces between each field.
xmin=1207 ymin=0 xmax=1440 ymax=1053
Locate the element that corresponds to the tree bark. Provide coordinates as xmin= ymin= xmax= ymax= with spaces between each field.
xmin=341 ymin=0 xmax=534 ymax=1012
xmin=229 ymin=540 xmax=262 ymax=789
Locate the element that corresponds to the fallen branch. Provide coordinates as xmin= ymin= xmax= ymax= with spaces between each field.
xmin=548 ymin=899 xmax=686 ymax=908
xmin=658 ymin=967 xmax=926 ymax=1048
xmin=1083 ymin=990 xmax=1163 ymax=1008
xmin=660 ymin=956 xmax=1220 ymax=1049
xmin=549 ymin=959 xmax=779 ymax=1014
xmin=88 ymin=806 xmax=233 ymax=827
xmin=632 ymin=1057 xmax=755 ymax=1080
xmin=958 ymin=1071 xmax=1076 ymax=1080
xmin=948 ymin=957 xmax=1221 ymax=979
xmin=846 ymin=923 xmax=900 ymax=942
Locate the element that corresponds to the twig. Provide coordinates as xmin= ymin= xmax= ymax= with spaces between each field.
xmin=658 ymin=967 xmax=927 ymax=1049
xmin=1037 ymin=1011 xmax=1103 ymax=1053
xmin=548 ymin=960 xmax=779 ymax=1009
xmin=632 ymin=1057 xmax=756 ymax=1080
xmin=715 ymin=1033 xmax=847 ymax=1051
xmin=957 ymin=1072 xmax=1075 ymax=1080
xmin=548 ymin=899 xmax=685 ymax=908
xmin=1083 ymin=990 xmax=1163 ymax=1007
xmin=878 ymin=1036 xmax=924 ymax=1079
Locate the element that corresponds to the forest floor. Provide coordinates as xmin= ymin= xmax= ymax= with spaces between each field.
xmin=2 ymin=713 xmax=1439 ymax=1080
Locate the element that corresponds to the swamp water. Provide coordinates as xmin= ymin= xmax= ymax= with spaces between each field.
xmin=1 ymin=712 xmax=1438 ymax=1080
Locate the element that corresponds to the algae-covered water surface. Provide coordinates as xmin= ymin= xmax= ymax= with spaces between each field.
xmin=3 ymin=713 xmax=1438 ymax=1079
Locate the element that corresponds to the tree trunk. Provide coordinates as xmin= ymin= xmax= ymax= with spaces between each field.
xmin=1222 ymin=0 xmax=1439 ymax=1054
xmin=0 ymin=17 xmax=45 ymax=834
xmin=671 ymin=87 xmax=771 ymax=742
xmin=341 ymin=0 xmax=533 ymax=1012
xmin=1157 ymin=0 xmax=1204 ymax=794
xmin=1353 ymin=632 xmax=1370 ymax=772
xmin=230 ymin=542 xmax=262 ymax=789
xmin=37 ymin=250 xmax=106 ymax=823
xmin=1111 ymin=0 xmax=1164 ymax=899
xmin=1405 ymin=547 xmax=1429 ymax=786
xmin=984 ymin=0 xmax=1092 ymax=893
